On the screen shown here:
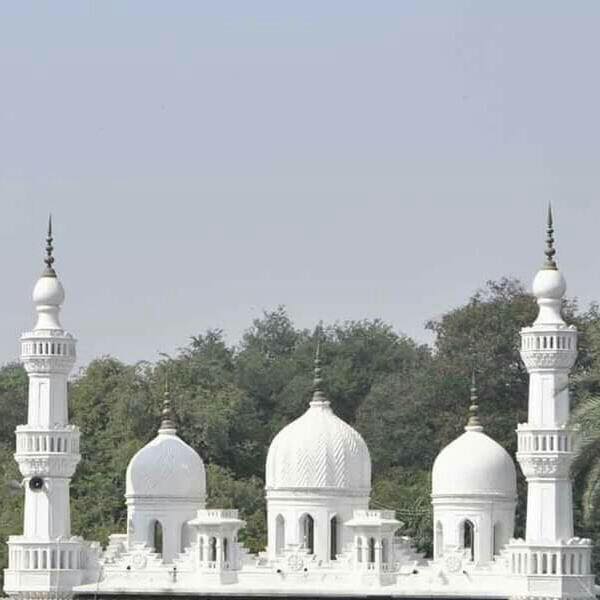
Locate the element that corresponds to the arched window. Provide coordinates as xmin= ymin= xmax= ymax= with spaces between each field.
xmin=435 ymin=521 xmax=444 ymax=559
xmin=181 ymin=523 xmax=191 ymax=552
xmin=275 ymin=515 xmax=285 ymax=556
xmin=152 ymin=521 xmax=163 ymax=556
xmin=223 ymin=537 xmax=229 ymax=562
xmin=330 ymin=516 xmax=338 ymax=560
xmin=461 ymin=520 xmax=475 ymax=562
xmin=209 ymin=537 xmax=217 ymax=562
xmin=368 ymin=537 xmax=376 ymax=564
xmin=493 ymin=522 xmax=502 ymax=556
xmin=356 ymin=537 xmax=362 ymax=563
xmin=300 ymin=514 xmax=314 ymax=554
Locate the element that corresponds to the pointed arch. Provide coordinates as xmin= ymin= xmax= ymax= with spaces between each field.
xmin=299 ymin=514 xmax=314 ymax=554
xmin=493 ymin=522 xmax=503 ymax=556
xmin=275 ymin=514 xmax=285 ymax=556
xmin=150 ymin=520 xmax=163 ymax=556
xmin=368 ymin=537 xmax=376 ymax=564
xmin=330 ymin=515 xmax=338 ymax=560
xmin=435 ymin=521 xmax=444 ymax=559
xmin=222 ymin=537 xmax=229 ymax=562
xmin=459 ymin=519 xmax=475 ymax=561
xmin=209 ymin=537 xmax=217 ymax=562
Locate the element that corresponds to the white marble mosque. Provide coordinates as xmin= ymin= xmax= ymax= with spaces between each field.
xmin=3 ymin=209 xmax=597 ymax=600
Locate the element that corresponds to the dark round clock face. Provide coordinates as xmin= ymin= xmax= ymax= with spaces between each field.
xmin=29 ymin=477 xmax=44 ymax=491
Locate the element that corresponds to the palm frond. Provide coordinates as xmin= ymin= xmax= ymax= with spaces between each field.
xmin=582 ymin=461 xmax=600 ymax=527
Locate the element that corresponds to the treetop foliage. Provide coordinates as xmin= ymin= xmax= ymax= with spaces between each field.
xmin=2 ymin=277 xmax=600 ymax=585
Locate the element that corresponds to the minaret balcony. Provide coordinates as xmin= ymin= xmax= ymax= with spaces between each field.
xmin=516 ymin=425 xmax=578 ymax=479
xmin=16 ymin=425 xmax=80 ymax=455
xmin=6 ymin=537 xmax=88 ymax=571
xmin=4 ymin=537 xmax=92 ymax=593
xmin=520 ymin=327 xmax=577 ymax=371
xmin=517 ymin=425 xmax=578 ymax=454
xmin=506 ymin=539 xmax=593 ymax=577
xmin=21 ymin=331 xmax=76 ymax=374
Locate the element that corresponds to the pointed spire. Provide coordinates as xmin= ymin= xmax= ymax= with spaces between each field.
xmin=159 ymin=374 xmax=177 ymax=433
xmin=465 ymin=371 xmax=483 ymax=431
xmin=311 ymin=325 xmax=328 ymax=404
xmin=544 ymin=203 xmax=558 ymax=270
xmin=42 ymin=214 xmax=57 ymax=277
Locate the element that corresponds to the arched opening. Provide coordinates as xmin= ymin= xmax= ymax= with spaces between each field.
xmin=151 ymin=520 xmax=163 ymax=556
xmin=461 ymin=520 xmax=475 ymax=562
xmin=368 ymin=537 xmax=376 ymax=564
xmin=435 ymin=521 xmax=444 ymax=559
xmin=330 ymin=516 xmax=338 ymax=560
xmin=300 ymin=514 xmax=314 ymax=554
xmin=209 ymin=537 xmax=217 ymax=562
xmin=223 ymin=537 xmax=229 ymax=562
xmin=493 ymin=522 xmax=502 ymax=556
xmin=181 ymin=522 xmax=192 ymax=552
xmin=275 ymin=514 xmax=285 ymax=556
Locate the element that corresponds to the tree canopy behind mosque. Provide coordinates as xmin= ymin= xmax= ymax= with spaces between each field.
xmin=1 ymin=277 xmax=600 ymax=589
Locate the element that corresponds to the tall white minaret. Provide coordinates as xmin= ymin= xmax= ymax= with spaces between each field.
xmin=4 ymin=218 xmax=89 ymax=598
xmin=511 ymin=206 xmax=593 ymax=598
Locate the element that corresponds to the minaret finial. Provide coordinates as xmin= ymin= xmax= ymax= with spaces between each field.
xmin=43 ymin=214 xmax=57 ymax=277
xmin=544 ymin=203 xmax=557 ymax=270
xmin=465 ymin=370 xmax=483 ymax=431
xmin=159 ymin=373 xmax=177 ymax=433
xmin=311 ymin=324 xmax=328 ymax=404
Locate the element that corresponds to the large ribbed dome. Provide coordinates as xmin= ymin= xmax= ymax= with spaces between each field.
xmin=266 ymin=400 xmax=371 ymax=492
xmin=432 ymin=429 xmax=516 ymax=498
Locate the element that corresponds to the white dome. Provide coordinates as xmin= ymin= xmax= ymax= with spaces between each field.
xmin=33 ymin=275 xmax=65 ymax=307
xmin=126 ymin=430 xmax=206 ymax=500
xmin=432 ymin=430 xmax=516 ymax=498
xmin=532 ymin=268 xmax=566 ymax=301
xmin=266 ymin=400 xmax=371 ymax=493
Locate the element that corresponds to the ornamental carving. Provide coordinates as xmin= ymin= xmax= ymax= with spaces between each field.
xmin=444 ymin=554 xmax=462 ymax=573
xmin=517 ymin=453 xmax=571 ymax=478
xmin=22 ymin=357 xmax=75 ymax=374
xmin=265 ymin=405 xmax=371 ymax=491
xmin=16 ymin=455 xmax=80 ymax=478
xmin=520 ymin=350 xmax=577 ymax=370
xmin=286 ymin=553 xmax=305 ymax=572
xmin=131 ymin=552 xmax=147 ymax=570
xmin=22 ymin=329 xmax=75 ymax=339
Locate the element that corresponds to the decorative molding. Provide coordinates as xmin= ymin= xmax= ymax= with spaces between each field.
xmin=15 ymin=454 xmax=80 ymax=478
xmin=517 ymin=453 xmax=572 ymax=478
xmin=520 ymin=350 xmax=577 ymax=370
xmin=22 ymin=357 xmax=75 ymax=374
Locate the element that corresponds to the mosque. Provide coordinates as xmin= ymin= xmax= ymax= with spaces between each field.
xmin=3 ymin=209 xmax=597 ymax=600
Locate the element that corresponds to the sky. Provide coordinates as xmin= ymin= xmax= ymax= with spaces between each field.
xmin=1 ymin=2 xmax=600 ymax=368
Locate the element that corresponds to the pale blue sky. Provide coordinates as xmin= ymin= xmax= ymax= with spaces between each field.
xmin=1 ymin=2 xmax=599 ymax=367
